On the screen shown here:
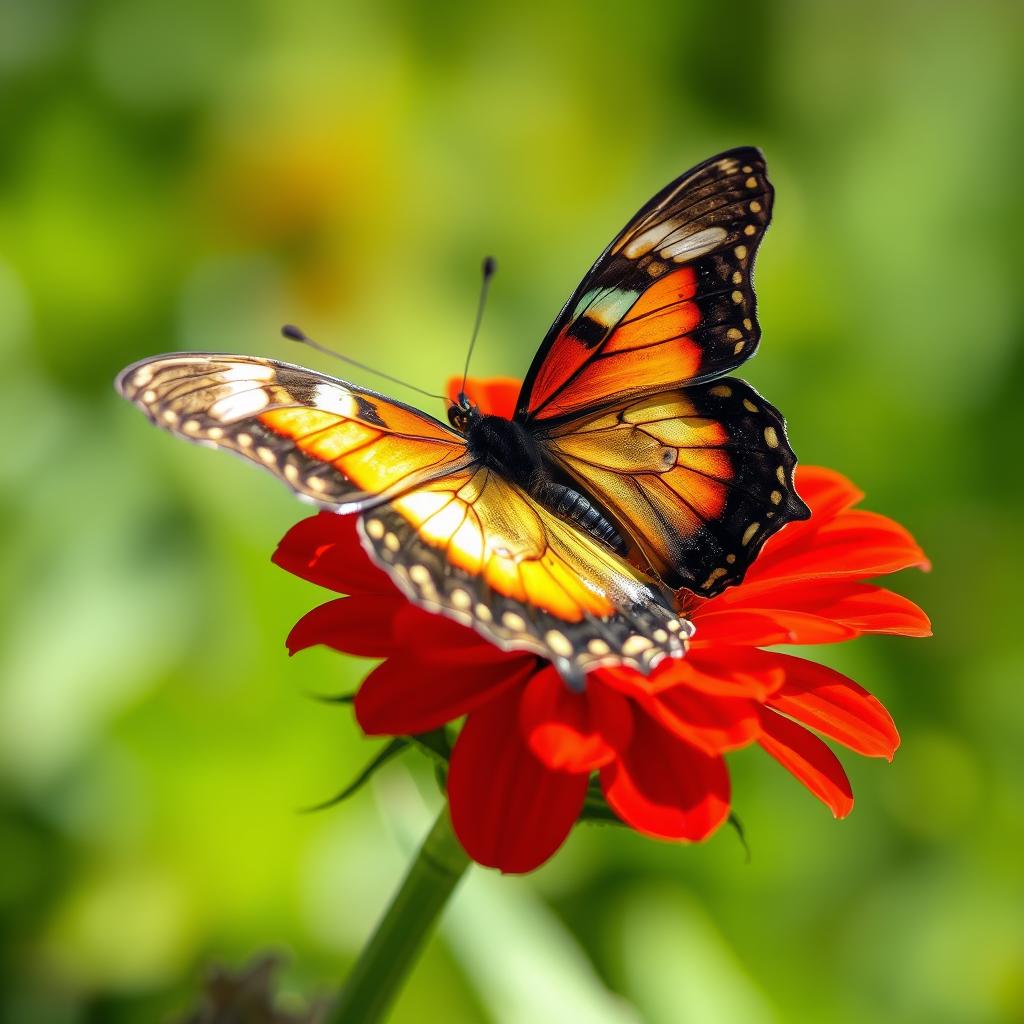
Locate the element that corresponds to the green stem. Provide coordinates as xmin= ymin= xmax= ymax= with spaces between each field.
xmin=328 ymin=805 xmax=471 ymax=1023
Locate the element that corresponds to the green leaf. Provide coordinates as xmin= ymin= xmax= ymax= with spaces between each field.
xmin=579 ymin=778 xmax=626 ymax=826
xmin=300 ymin=738 xmax=409 ymax=813
xmin=727 ymin=811 xmax=751 ymax=862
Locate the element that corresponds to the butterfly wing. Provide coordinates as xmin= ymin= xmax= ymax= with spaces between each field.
xmin=117 ymin=353 xmax=691 ymax=682
xmin=116 ymin=353 xmax=473 ymax=510
xmin=517 ymin=147 xmax=772 ymax=423
xmin=544 ymin=379 xmax=810 ymax=596
xmin=358 ymin=467 xmax=690 ymax=686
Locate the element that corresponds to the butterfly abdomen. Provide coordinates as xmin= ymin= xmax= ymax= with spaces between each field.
xmin=539 ymin=482 xmax=628 ymax=555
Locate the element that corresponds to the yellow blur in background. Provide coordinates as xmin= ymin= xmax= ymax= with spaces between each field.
xmin=1 ymin=2 xmax=1021 ymax=1021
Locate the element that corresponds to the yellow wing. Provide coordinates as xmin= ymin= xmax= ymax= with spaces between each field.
xmin=359 ymin=467 xmax=691 ymax=686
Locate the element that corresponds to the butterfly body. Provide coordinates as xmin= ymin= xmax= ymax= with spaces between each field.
xmin=458 ymin=406 xmax=630 ymax=555
xmin=118 ymin=147 xmax=810 ymax=684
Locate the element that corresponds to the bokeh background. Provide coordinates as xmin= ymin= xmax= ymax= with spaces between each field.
xmin=2 ymin=1 xmax=1022 ymax=1021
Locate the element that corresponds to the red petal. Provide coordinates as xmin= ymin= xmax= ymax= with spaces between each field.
xmin=273 ymin=512 xmax=394 ymax=595
xmin=793 ymin=466 xmax=864 ymax=518
xmin=610 ymin=648 xmax=786 ymax=700
xmin=448 ymin=687 xmax=589 ymax=873
xmin=765 ymin=653 xmax=900 ymax=760
xmin=286 ymin=595 xmax=406 ymax=657
xmin=757 ymin=708 xmax=854 ymax=818
xmin=745 ymin=509 xmax=930 ymax=586
xmin=355 ymin=654 xmax=530 ymax=736
xmin=690 ymin=608 xmax=858 ymax=647
xmin=600 ymin=714 xmax=730 ymax=840
xmin=446 ymin=377 xmax=522 ymax=419
xmin=520 ymin=669 xmax=633 ymax=772
xmin=391 ymin=605 xmax=523 ymax=670
xmin=706 ymin=580 xmax=931 ymax=638
xmin=642 ymin=686 xmax=761 ymax=754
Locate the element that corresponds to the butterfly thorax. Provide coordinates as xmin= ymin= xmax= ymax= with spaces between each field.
xmin=464 ymin=413 xmax=546 ymax=486
xmin=462 ymin=413 xmax=627 ymax=555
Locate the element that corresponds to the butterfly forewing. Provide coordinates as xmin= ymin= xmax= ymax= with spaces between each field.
xmin=117 ymin=354 xmax=472 ymax=510
xmin=517 ymin=147 xmax=773 ymax=422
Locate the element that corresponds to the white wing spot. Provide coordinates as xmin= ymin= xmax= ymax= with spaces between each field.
xmin=622 ymin=635 xmax=652 ymax=656
xmin=312 ymin=383 xmax=359 ymax=418
xmin=503 ymin=611 xmax=526 ymax=631
xmin=210 ymin=387 xmax=270 ymax=421
xmin=764 ymin=426 xmax=779 ymax=448
xmin=365 ymin=519 xmax=385 ymax=540
xmin=742 ymin=522 xmax=760 ymax=545
xmin=703 ymin=568 xmax=728 ymax=590
xmin=545 ymin=630 xmax=574 ymax=657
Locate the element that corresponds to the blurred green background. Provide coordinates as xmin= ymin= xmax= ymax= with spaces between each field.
xmin=1 ymin=1 xmax=1021 ymax=1021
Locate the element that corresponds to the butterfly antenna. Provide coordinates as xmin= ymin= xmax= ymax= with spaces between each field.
xmin=280 ymin=324 xmax=447 ymax=402
xmin=460 ymin=256 xmax=497 ymax=399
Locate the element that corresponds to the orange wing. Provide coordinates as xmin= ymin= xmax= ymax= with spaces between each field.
xmin=544 ymin=379 xmax=810 ymax=596
xmin=518 ymin=148 xmax=772 ymax=422
xmin=116 ymin=353 xmax=471 ymax=511
xmin=359 ymin=467 xmax=690 ymax=685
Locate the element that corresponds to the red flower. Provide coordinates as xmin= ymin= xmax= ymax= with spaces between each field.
xmin=274 ymin=378 xmax=931 ymax=873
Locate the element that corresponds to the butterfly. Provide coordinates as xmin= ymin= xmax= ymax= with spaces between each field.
xmin=117 ymin=147 xmax=809 ymax=687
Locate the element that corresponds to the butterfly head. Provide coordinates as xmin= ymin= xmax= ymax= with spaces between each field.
xmin=447 ymin=392 xmax=479 ymax=433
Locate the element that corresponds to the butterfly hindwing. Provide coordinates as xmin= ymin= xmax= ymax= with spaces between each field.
xmin=357 ymin=467 xmax=691 ymax=686
xmin=544 ymin=378 xmax=810 ymax=596
xmin=517 ymin=147 xmax=772 ymax=422
xmin=116 ymin=354 xmax=472 ymax=511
